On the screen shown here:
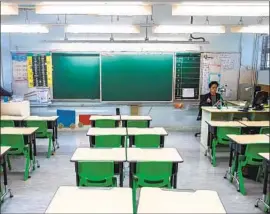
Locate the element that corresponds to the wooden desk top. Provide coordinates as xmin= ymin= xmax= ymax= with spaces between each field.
xmin=259 ymin=153 xmax=270 ymax=161
xmin=239 ymin=121 xmax=269 ymax=127
xmin=127 ymin=148 xmax=183 ymax=162
xmin=227 ymin=134 xmax=270 ymax=145
xmin=71 ymin=148 xmax=126 ymax=162
xmin=127 ymin=127 xmax=168 ymax=136
xmin=87 ymin=128 xmax=127 ymax=136
xmin=45 ymin=186 xmax=133 ymax=213
xmin=137 ymin=188 xmax=226 ymax=214
xmin=206 ymin=121 xmax=245 ymax=127
xmin=24 ymin=116 xmax=58 ymax=121
xmin=1 ymin=146 xmax=11 ymax=156
xmin=90 ymin=115 xmax=120 ymax=121
xmin=121 ymin=115 xmax=152 ymax=121
xmin=202 ymin=106 xmax=269 ymax=113
xmin=0 ymin=127 xmax=38 ymax=135
xmin=1 ymin=115 xmax=27 ymax=121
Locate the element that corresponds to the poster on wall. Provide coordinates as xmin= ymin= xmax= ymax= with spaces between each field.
xmin=27 ymin=53 xmax=53 ymax=88
xmin=12 ymin=53 xmax=27 ymax=81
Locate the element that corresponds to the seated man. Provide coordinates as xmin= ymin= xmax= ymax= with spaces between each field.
xmin=198 ymin=81 xmax=221 ymax=120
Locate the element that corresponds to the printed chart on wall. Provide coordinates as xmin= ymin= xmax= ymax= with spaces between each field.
xmin=200 ymin=53 xmax=240 ymax=100
xmin=27 ymin=53 xmax=53 ymax=88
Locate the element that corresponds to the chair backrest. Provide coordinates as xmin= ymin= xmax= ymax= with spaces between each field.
xmin=78 ymin=162 xmax=115 ymax=187
xmin=135 ymin=162 xmax=172 ymax=187
xmin=95 ymin=135 xmax=123 ymax=148
xmin=25 ymin=120 xmax=48 ymax=136
xmin=245 ymin=144 xmax=270 ymax=165
xmin=260 ymin=127 xmax=269 ymax=134
xmin=135 ymin=135 xmax=160 ymax=148
xmin=95 ymin=120 xmax=117 ymax=128
xmin=0 ymin=134 xmax=25 ymax=154
xmin=217 ymin=127 xmax=242 ymax=144
xmin=127 ymin=121 xmax=148 ymax=128
xmin=0 ymin=120 xmax=15 ymax=127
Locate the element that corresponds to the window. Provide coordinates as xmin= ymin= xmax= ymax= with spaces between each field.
xmin=260 ymin=35 xmax=270 ymax=70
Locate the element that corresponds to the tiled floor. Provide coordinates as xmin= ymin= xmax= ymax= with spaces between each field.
xmin=1 ymin=130 xmax=265 ymax=213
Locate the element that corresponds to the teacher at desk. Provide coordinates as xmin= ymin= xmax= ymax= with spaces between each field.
xmin=198 ymin=81 xmax=221 ymax=119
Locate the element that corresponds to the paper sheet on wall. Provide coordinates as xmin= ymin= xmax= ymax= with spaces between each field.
xmin=12 ymin=53 xmax=27 ymax=81
xmin=182 ymin=88 xmax=194 ymax=98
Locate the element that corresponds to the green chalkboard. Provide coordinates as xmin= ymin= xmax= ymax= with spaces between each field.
xmin=52 ymin=53 xmax=100 ymax=99
xmin=175 ymin=53 xmax=201 ymax=100
xmin=101 ymin=54 xmax=173 ymax=101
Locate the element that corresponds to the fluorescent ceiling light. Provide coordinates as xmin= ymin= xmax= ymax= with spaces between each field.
xmin=1 ymin=25 xmax=49 ymax=33
xmin=1 ymin=3 xmax=19 ymax=15
xmin=172 ymin=2 xmax=269 ymax=16
xmin=66 ymin=25 xmax=140 ymax=34
xmin=231 ymin=25 xmax=269 ymax=34
xmin=36 ymin=2 xmax=152 ymax=15
xmin=153 ymin=25 xmax=226 ymax=34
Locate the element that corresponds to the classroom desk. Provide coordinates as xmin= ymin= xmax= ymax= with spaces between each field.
xmin=0 ymin=115 xmax=27 ymax=127
xmin=200 ymin=106 xmax=270 ymax=152
xmin=121 ymin=115 xmax=152 ymax=127
xmin=127 ymin=127 xmax=168 ymax=147
xmin=90 ymin=115 xmax=120 ymax=127
xmin=24 ymin=116 xmax=59 ymax=149
xmin=0 ymin=127 xmax=39 ymax=169
xmin=205 ymin=121 xmax=245 ymax=159
xmin=70 ymin=148 xmax=126 ymax=187
xmin=238 ymin=121 xmax=269 ymax=134
xmin=86 ymin=128 xmax=127 ymax=147
xmin=127 ymin=148 xmax=183 ymax=188
xmin=0 ymin=146 xmax=13 ymax=202
xmin=224 ymin=134 xmax=269 ymax=193
xmin=137 ymin=187 xmax=226 ymax=213
xmin=255 ymin=153 xmax=270 ymax=212
xmin=45 ymin=186 xmax=133 ymax=213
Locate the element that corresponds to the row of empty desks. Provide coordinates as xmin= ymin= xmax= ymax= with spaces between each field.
xmin=90 ymin=115 xmax=152 ymax=127
xmin=45 ymin=186 xmax=226 ymax=213
xmin=70 ymin=148 xmax=183 ymax=188
xmin=1 ymin=115 xmax=59 ymax=148
xmin=205 ymin=120 xmax=269 ymax=156
xmin=0 ymin=146 xmax=13 ymax=202
xmin=87 ymin=127 xmax=168 ymax=147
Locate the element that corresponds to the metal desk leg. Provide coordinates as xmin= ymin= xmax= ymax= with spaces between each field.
xmin=172 ymin=163 xmax=178 ymax=189
xmin=129 ymin=163 xmax=135 ymax=188
xmin=255 ymin=160 xmax=270 ymax=211
xmin=224 ymin=142 xmax=234 ymax=179
xmin=1 ymin=155 xmax=13 ymax=202
xmin=55 ymin=120 xmax=59 ymax=148
xmin=32 ymin=133 xmax=40 ymax=170
xmin=119 ymin=162 xmax=124 ymax=187
xmin=160 ymin=136 xmax=164 ymax=148
xmin=75 ymin=162 xmax=79 ymax=186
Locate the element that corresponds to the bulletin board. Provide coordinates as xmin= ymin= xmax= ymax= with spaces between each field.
xmin=200 ymin=53 xmax=240 ymax=100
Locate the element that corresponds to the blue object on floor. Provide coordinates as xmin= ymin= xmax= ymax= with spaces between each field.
xmin=57 ymin=109 xmax=76 ymax=127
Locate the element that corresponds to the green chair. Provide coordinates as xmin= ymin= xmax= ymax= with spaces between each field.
xmin=127 ymin=121 xmax=148 ymax=128
xmin=95 ymin=120 xmax=117 ymax=128
xmin=95 ymin=135 xmax=122 ymax=148
xmin=0 ymin=120 xmax=15 ymax=127
xmin=134 ymin=135 xmax=160 ymax=148
xmin=25 ymin=121 xmax=53 ymax=158
xmin=78 ymin=162 xmax=117 ymax=187
xmin=237 ymin=144 xmax=269 ymax=195
xmin=132 ymin=162 xmax=172 ymax=213
xmin=0 ymin=135 xmax=31 ymax=181
xmin=260 ymin=127 xmax=269 ymax=134
xmin=211 ymin=127 xmax=241 ymax=167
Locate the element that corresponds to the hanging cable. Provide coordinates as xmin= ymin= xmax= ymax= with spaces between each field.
xmin=145 ymin=16 xmax=149 ymax=41
xmin=189 ymin=16 xmax=206 ymax=42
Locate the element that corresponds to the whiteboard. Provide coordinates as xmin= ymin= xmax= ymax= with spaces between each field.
xmin=200 ymin=53 xmax=240 ymax=100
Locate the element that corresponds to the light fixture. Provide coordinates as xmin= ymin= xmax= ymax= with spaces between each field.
xmin=231 ymin=25 xmax=269 ymax=34
xmin=172 ymin=1 xmax=269 ymax=17
xmin=1 ymin=25 xmax=49 ymax=33
xmin=65 ymin=25 xmax=140 ymax=34
xmin=36 ymin=2 xmax=152 ymax=16
xmin=153 ymin=25 xmax=226 ymax=34
xmin=1 ymin=3 xmax=19 ymax=15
